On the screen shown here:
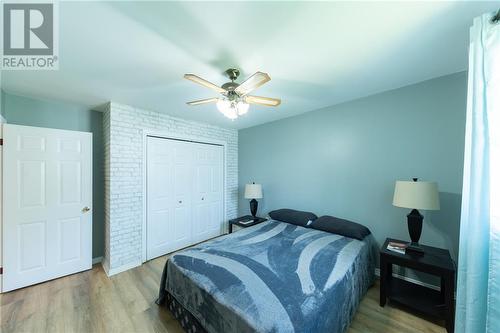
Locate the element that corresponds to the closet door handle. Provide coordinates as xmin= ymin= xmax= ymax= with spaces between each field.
xmin=201 ymin=197 xmax=204 ymax=201
xmin=178 ymin=200 xmax=182 ymax=204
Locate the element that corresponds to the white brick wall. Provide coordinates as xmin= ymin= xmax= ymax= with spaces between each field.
xmin=103 ymin=102 xmax=238 ymax=273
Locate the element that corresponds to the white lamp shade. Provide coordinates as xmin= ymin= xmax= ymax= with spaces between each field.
xmin=245 ymin=183 xmax=263 ymax=199
xmin=393 ymin=180 xmax=440 ymax=210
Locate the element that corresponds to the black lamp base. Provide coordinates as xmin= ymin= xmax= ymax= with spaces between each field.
xmin=406 ymin=243 xmax=424 ymax=255
xmin=407 ymin=209 xmax=424 ymax=255
xmin=250 ymin=199 xmax=258 ymax=217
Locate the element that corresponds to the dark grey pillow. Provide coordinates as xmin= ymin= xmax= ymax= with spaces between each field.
xmin=268 ymin=209 xmax=318 ymax=227
xmin=311 ymin=215 xmax=371 ymax=240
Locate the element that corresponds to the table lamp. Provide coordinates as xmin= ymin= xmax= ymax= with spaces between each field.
xmin=244 ymin=182 xmax=263 ymax=217
xmin=392 ymin=178 xmax=440 ymax=254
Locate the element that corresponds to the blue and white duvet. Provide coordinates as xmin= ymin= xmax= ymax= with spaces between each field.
xmin=158 ymin=220 xmax=376 ymax=333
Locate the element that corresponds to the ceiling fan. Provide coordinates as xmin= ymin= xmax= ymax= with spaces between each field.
xmin=184 ymin=68 xmax=281 ymax=120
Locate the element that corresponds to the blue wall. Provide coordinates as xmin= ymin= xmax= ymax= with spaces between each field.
xmin=1 ymin=91 xmax=105 ymax=259
xmin=239 ymin=72 xmax=466 ymax=280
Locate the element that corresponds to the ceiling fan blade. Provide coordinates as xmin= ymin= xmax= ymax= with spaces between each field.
xmin=184 ymin=74 xmax=227 ymax=94
xmin=186 ymin=97 xmax=219 ymax=106
xmin=244 ymin=95 xmax=281 ymax=107
xmin=235 ymin=72 xmax=271 ymax=96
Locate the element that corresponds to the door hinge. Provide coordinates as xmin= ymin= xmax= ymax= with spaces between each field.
xmin=0 ymin=267 xmax=3 ymax=274
xmin=0 ymin=138 xmax=3 ymax=145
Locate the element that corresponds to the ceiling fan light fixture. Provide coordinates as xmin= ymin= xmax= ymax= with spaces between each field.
xmin=216 ymin=98 xmax=237 ymax=120
xmin=216 ymin=98 xmax=249 ymax=119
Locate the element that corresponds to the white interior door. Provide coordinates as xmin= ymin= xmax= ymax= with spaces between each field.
xmin=3 ymin=124 xmax=92 ymax=292
xmin=146 ymin=137 xmax=223 ymax=260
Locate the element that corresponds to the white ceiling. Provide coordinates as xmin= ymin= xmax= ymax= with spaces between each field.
xmin=2 ymin=1 xmax=499 ymax=129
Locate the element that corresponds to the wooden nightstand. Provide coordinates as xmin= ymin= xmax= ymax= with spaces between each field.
xmin=380 ymin=238 xmax=456 ymax=333
xmin=228 ymin=215 xmax=267 ymax=233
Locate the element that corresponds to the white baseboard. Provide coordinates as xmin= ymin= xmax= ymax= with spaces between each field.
xmin=374 ymin=268 xmax=440 ymax=291
xmin=103 ymin=260 xmax=142 ymax=277
xmin=92 ymin=256 xmax=103 ymax=265
xmin=102 ymin=259 xmax=110 ymax=276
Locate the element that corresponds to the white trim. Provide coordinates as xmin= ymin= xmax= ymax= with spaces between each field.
xmin=374 ymin=268 xmax=440 ymax=291
xmin=141 ymin=130 xmax=228 ymax=263
xmin=142 ymin=133 xmax=147 ymax=263
xmin=0 ymin=124 xmax=3 ymax=293
xmin=104 ymin=260 xmax=142 ymax=277
xmin=92 ymin=256 xmax=103 ymax=265
xmin=102 ymin=259 xmax=110 ymax=276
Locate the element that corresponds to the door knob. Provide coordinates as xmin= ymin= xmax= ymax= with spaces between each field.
xmin=179 ymin=200 xmax=182 ymax=204
xmin=201 ymin=197 xmax=204 ymax=201
xmin=82 ymin=206 xmax=91 ymax=213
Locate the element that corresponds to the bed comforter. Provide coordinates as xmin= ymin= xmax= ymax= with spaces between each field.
xmin=158 ymin=220 xmax=376 ymax=333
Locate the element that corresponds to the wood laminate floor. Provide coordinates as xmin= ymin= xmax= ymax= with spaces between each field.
xmin=1 ymin=256 xmax=446 ymax=333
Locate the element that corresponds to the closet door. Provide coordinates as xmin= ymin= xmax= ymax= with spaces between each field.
xmin=192 ymin=143 xmax=224 ymax=243
xmin=170 ymin=140 xmax=193 ymax=250
xmin=146 ymin=137 xmax=192 ymax=260
xmin=146 ymin=137 xmax=224 ymax=260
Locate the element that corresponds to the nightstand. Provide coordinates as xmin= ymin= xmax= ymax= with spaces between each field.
xmin=229 ymin=215 xmax=267 ymax=233
xmin=380 ymin=238 xmax=456 ymax=333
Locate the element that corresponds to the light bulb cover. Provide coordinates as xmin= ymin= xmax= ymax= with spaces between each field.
xmin=237 ymin=101 xmax=249 ymax=115
xmin=216 ymin=99 xmax=231 ymax=113
xmin=225 ymin=107 xmax=237 ymax=120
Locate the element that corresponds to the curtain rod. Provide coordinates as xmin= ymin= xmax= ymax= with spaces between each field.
xmin=492 ymin=8 xmax=500 ymax=23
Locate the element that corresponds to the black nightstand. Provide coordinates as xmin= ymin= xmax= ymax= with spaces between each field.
xmin=229 ymin=215 xmax=267 ymax=233
xmin=380 ymin=238 xmax=456 ymax=333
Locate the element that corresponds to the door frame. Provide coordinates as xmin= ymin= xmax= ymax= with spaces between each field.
xmin=141 ymin=131 xmax=227 ymax=263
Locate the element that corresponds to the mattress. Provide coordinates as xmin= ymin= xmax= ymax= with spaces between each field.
xmin=157 ymin=220 xmax=376 ymax=333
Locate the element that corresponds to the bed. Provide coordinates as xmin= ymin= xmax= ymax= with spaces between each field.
xmin=157 ymin=219 xmax=376 ymax=333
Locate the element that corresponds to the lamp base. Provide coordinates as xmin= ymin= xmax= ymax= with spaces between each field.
xmin=407 ymin=209 xmax=423 ymax=242
xmin=250 ymin=199 xmax=258 ymax=217
xmin=406 ymin=242 xmax=424 ymax=255
xmin=407 ymin=209 xmax=424 ymax=255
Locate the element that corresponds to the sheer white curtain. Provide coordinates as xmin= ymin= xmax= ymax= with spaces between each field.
xmin=455 ymin=11 xmax=500 ymax=333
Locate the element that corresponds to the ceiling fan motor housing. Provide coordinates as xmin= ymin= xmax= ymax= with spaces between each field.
xmin=221 ymin=82 xmax=240 ymax=92
xmin=225 ymin=68 xmax=240 ymax=81
xmin=221 ymin=68 xmax=241 ymax=93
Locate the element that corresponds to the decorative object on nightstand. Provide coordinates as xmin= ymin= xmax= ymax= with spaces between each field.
xmin=244 ymin=182 xmax=263 ymax=217
xmin=229 ymin=215 xmax=267 ymax=233
xmin=392 ymin=178 xmax=440 ymax=255
xmin=380 ymin=238 xmax=456 ymax=333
